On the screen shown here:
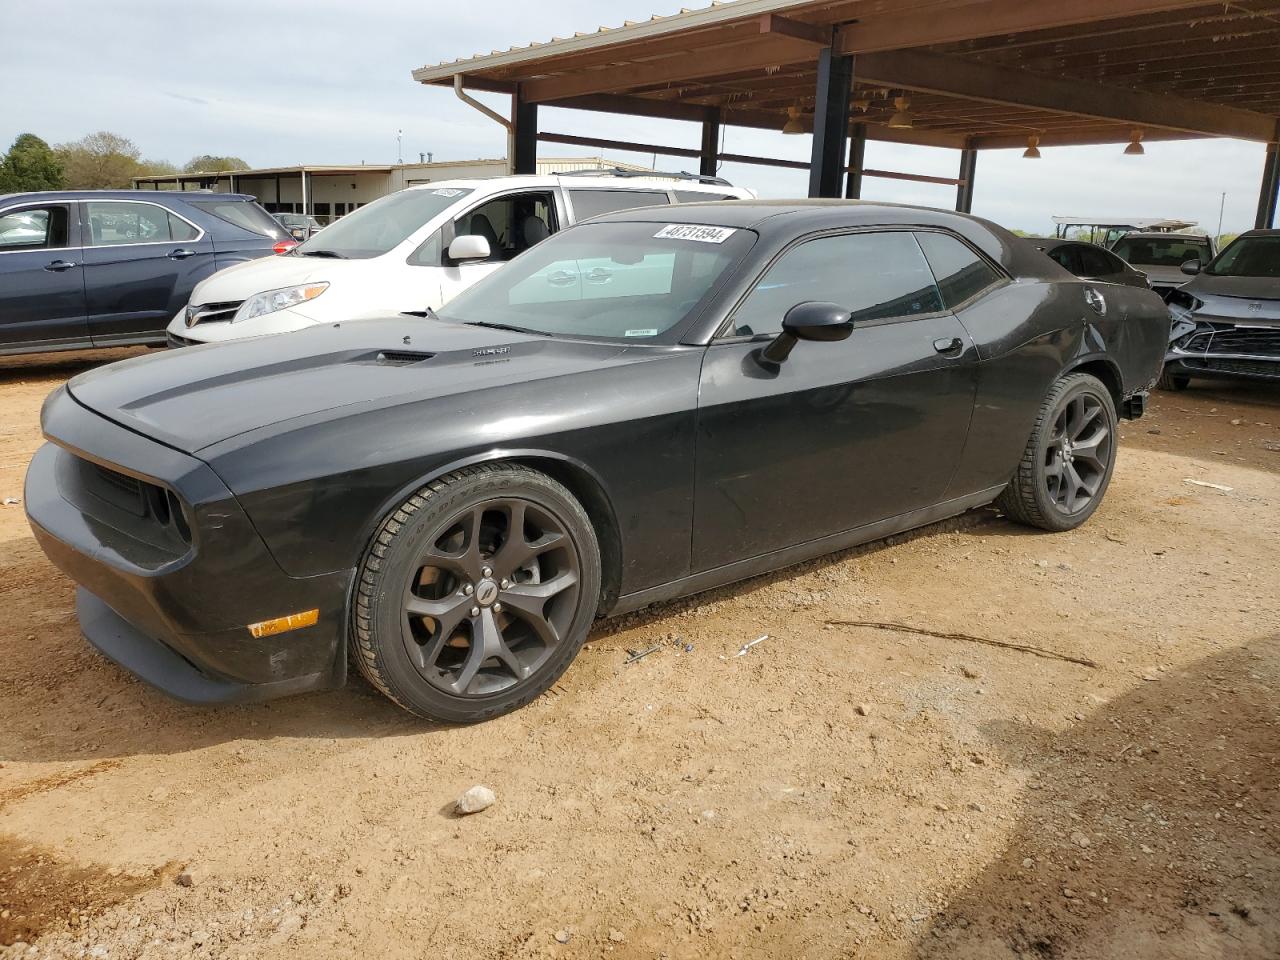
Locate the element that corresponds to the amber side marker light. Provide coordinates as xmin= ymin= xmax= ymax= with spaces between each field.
xmin=247 ymin=609 xmax=319 ymax=639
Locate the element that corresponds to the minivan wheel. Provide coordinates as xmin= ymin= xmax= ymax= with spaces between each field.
xmin=997 ymin=372 xmax=1118 ymax=533
xmin=352 ymin=463 xmax=601 ymax=723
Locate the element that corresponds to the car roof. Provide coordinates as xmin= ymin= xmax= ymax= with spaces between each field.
xmin=0 ymin=189 xmax=258 ymax=205
xmin=592 ymin=199 xmax=1060 ymax=280
xmin=1115 ymin=232 xmax=1210 ymax=241
xmin=1237 ymin=229 xmax=1280 ymax=239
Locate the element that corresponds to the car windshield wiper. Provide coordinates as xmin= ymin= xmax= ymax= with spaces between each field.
xmin=298 ymin=249 xmax=347 ymax=259
xmin=462 ymin=320 xmax=551 ymax=336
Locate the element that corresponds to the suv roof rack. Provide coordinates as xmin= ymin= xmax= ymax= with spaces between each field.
xmin=556 ymin=166 xmax=733 ymax=187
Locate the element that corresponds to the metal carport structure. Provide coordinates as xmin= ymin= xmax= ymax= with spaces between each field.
xmin=412 ymin=0 xmax=1280 ymax=227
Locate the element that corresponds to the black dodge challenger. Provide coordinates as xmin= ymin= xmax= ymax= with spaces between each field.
xmin=26 ymin=202 xmax=1170 ymax=722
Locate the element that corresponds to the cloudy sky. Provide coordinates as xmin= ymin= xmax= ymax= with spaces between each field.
xmin=1 ymin=0 xmax=1271 ymax=235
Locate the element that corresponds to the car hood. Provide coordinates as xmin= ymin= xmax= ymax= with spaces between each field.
xmin=190 ymin=253 xmax=365 ymax=305
xmin=1183 ymin=273 xmax=1280 ymax=319
xmin=1135 ymin=264 xmax=1188 ymax=286
xmin=65 ymin=318 xmax=653 ymax=454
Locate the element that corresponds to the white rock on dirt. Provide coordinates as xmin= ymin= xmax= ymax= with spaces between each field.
xmin=455 ymin=785 xmax=497 ymax=815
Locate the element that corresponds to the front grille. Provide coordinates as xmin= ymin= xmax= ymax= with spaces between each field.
xmin=63 ymin=455 xmax=193 ymax=557
xmin=1182 ymin=324 xmax=1280 ymax=357
xmin=185 ymin=300 xmax=242 ymax=328
xmin=1183 ymin=357 xmax=1280 ymax=380
xmin=167 ymin=332 xmax=197 ymax=348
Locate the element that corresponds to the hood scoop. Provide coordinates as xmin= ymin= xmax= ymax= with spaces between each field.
xmin=372 ymin=350 xmax=435 ymax=366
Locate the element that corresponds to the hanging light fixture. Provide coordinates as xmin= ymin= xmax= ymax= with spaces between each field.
xmin=1023 ymin=135 xmax=1042 ymax=159
xmin=1124 ymin=128 xmax=1146 ymax=156
xmin=888 ymin=95 xmax=914 ymax=129
xmin=782 ymin=106 xmax=807 ymax=135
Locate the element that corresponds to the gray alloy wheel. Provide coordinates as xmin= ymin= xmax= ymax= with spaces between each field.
xmin=997 ymin=372 xmax=1118 ymax=533
xmin=352 ymin=463 xmax=601 ymax=722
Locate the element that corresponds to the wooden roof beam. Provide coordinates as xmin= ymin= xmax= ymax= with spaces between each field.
xmin=853 ymin=48 xmax=1278 ymax=141
xmin=838 ymin=0 xmax=1223 ymax=54
xmin=758 ymin=13 xmax=832 ymax=46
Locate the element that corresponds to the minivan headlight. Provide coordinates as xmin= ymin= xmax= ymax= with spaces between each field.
xmin=232 ymin=283 xmax=329 ymax=323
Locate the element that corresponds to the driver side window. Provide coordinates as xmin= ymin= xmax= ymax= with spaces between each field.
xmin=453 ymin=192 xmax=557 ymax=263
xmin=730 ymin=231 xmax=943 ymax=337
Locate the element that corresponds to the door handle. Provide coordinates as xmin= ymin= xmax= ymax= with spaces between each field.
xmin=933 ymin=337 xmax=964 ymax=355
xmin=44 ymin=259 xmax=76 ymax=272
xmin=547 ymin=270 xmax=576 ymax=287
xmin=167 ymin=248 xmax=197 ymax=260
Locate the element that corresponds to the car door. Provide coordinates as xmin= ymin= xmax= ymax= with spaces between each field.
xmin=80 ymin=199 xmax=215 ymax=345
xmin=437 ymin=190 xmax=561 ymax=305
xmin=0 ymin=201 xmax=89 ymax=350
xmin=692 ymin=229 xmax=978 ymax=571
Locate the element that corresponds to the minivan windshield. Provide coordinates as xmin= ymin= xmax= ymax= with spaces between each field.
xmin=1111 ymin=235 xmax=1210 ymax=268
xmin=437 ymin=221 xmax=755 ymax=340
xmin=1205 ymin=234 xmax=1280 ymax=278
xmin=294 ymin=187 xmax=472 ymax=259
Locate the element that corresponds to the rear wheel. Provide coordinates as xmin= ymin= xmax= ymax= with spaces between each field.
xmin=352 ymin=464 xmax=601 ymax=722
xmin=997 ymin=372 xmax=1118 ymax=532
xmin=1156 ymin=365 xmax=1190 ymax=391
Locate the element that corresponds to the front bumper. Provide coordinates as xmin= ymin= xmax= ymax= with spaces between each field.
xmin=25 ymin=388 xmax=351 ymax=704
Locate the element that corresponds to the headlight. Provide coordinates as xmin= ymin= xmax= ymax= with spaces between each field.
xmin=232 ymin=283 xmax=329 ymax=323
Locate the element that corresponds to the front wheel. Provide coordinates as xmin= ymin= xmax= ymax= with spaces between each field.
xmin=351 ymin=464 xmax=601 ymax=722
xmin=997 ymin=373 xmax=1118 ymax=532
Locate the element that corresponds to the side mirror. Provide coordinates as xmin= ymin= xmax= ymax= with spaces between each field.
xmin=1180 ymin=258 xmax=1201 ymax=276
xmin=760 ymin=301 xmax=854 ymax=364
xmin=448 ymin=234 xmax=491 ymax=262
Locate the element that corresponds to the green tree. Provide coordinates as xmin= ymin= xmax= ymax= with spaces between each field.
xmin=0 ymin=133 xmax=65 ymax=192
xmin=139 ymin=158 xmax=179 ymax=177
xmin=55 ymin=131 xmax=145 ymax=188
xmin=183 ymin=155 xmax=249 ymax=173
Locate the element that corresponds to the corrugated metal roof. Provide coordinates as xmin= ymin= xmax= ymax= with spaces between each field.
xmin=411 ymin=0 xmax=816 ymax=82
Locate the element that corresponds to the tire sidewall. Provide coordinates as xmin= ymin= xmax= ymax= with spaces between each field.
xmin=1028 ymin=375 xmax=1118 ymax=532
xmin=361 ymin=468 xmax=601 ymax=723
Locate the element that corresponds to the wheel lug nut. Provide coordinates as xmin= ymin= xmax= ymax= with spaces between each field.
xmin=500 ymin=579 xmax=511 ymax=589
xmin=463 ymin=584 xmax=474 ymax=596
xmin=482 ymin=566 xmax=493 ymax=578
xmin=493 ymin=602 xmax=503 ymax=613
xmin=470 ymin=606 xmax=480 ymax=617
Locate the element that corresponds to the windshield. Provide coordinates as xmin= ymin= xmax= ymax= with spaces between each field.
xmin=436 ymin=221 xmax=755 ymax=340
xmin=1111 ymin=235 xmax=1210 ymax=268
xmin=1206 ymin=235 xmax=1280 ymax=278
xmin=294 ymin=187 xmax=472 ymax=259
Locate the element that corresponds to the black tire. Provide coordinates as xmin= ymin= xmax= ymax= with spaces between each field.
xmin=1156 ymin=365 xmax=1190 ymax=391
xmin=352 ymin=463 xmax=601 ymax=722
xmin=996 ymin=372 xmax=1118 ymax=533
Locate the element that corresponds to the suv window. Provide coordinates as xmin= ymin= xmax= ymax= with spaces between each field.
xmin=915 ymin=231 xmax=1004 ymax=308
xmin=186 ymin=198 xmax=286 ymax=238
xmin=1111 ymin=236 xmax=1210 ymax=267
xmin=85 ymin=201 xmax=199 ymax=246
xmin=569 ymin=189 xmax=670 ymax=221
xmin=0 ymin=205 xmax=70 ymax=251
xmin=454 ymin=191 xmax=557 ymax=262
xmin=731 ymin=231 xmax=944 ymax=337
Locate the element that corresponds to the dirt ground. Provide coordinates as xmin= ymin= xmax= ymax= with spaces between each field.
xmin=0 ymin=347 xmax=1276 ymax=960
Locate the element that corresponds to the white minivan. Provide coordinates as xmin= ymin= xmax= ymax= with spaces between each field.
xmin=168 ymin=172 xmax=753 ymax=345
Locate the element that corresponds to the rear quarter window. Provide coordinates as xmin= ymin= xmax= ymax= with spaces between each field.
xmin=184 ymin=199 xmax=286 ymax=239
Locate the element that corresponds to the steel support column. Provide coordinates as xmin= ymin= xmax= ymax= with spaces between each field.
xmin=513 ymin=91 xmax=539 ymax=176
xmin=845 ymin=122 xmax=867 ymax=199
xmin=956 ymin=144 xmax=978 ymax=214
xmin=1257 ymin=126 xmax=1280 ymax=230
xmin=808 ymin=47 xmax=853 ymax=198
xmin=700 ymin=107 xmax=721 ymax=179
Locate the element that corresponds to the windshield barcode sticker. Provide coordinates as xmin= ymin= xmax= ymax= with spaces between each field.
xmin=654 ymin=224 xmax=736 ymax=244
xmin=624 ymin=329 xmax=658 ymax=337
xmin=429 ymin=188 xmax=465 ymax=197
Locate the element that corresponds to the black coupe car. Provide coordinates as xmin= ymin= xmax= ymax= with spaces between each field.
xmin=26 ymin=201 xmax=1169 ymax=722
xmin=1161 ymin=229 xmax=1280 ymax=389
